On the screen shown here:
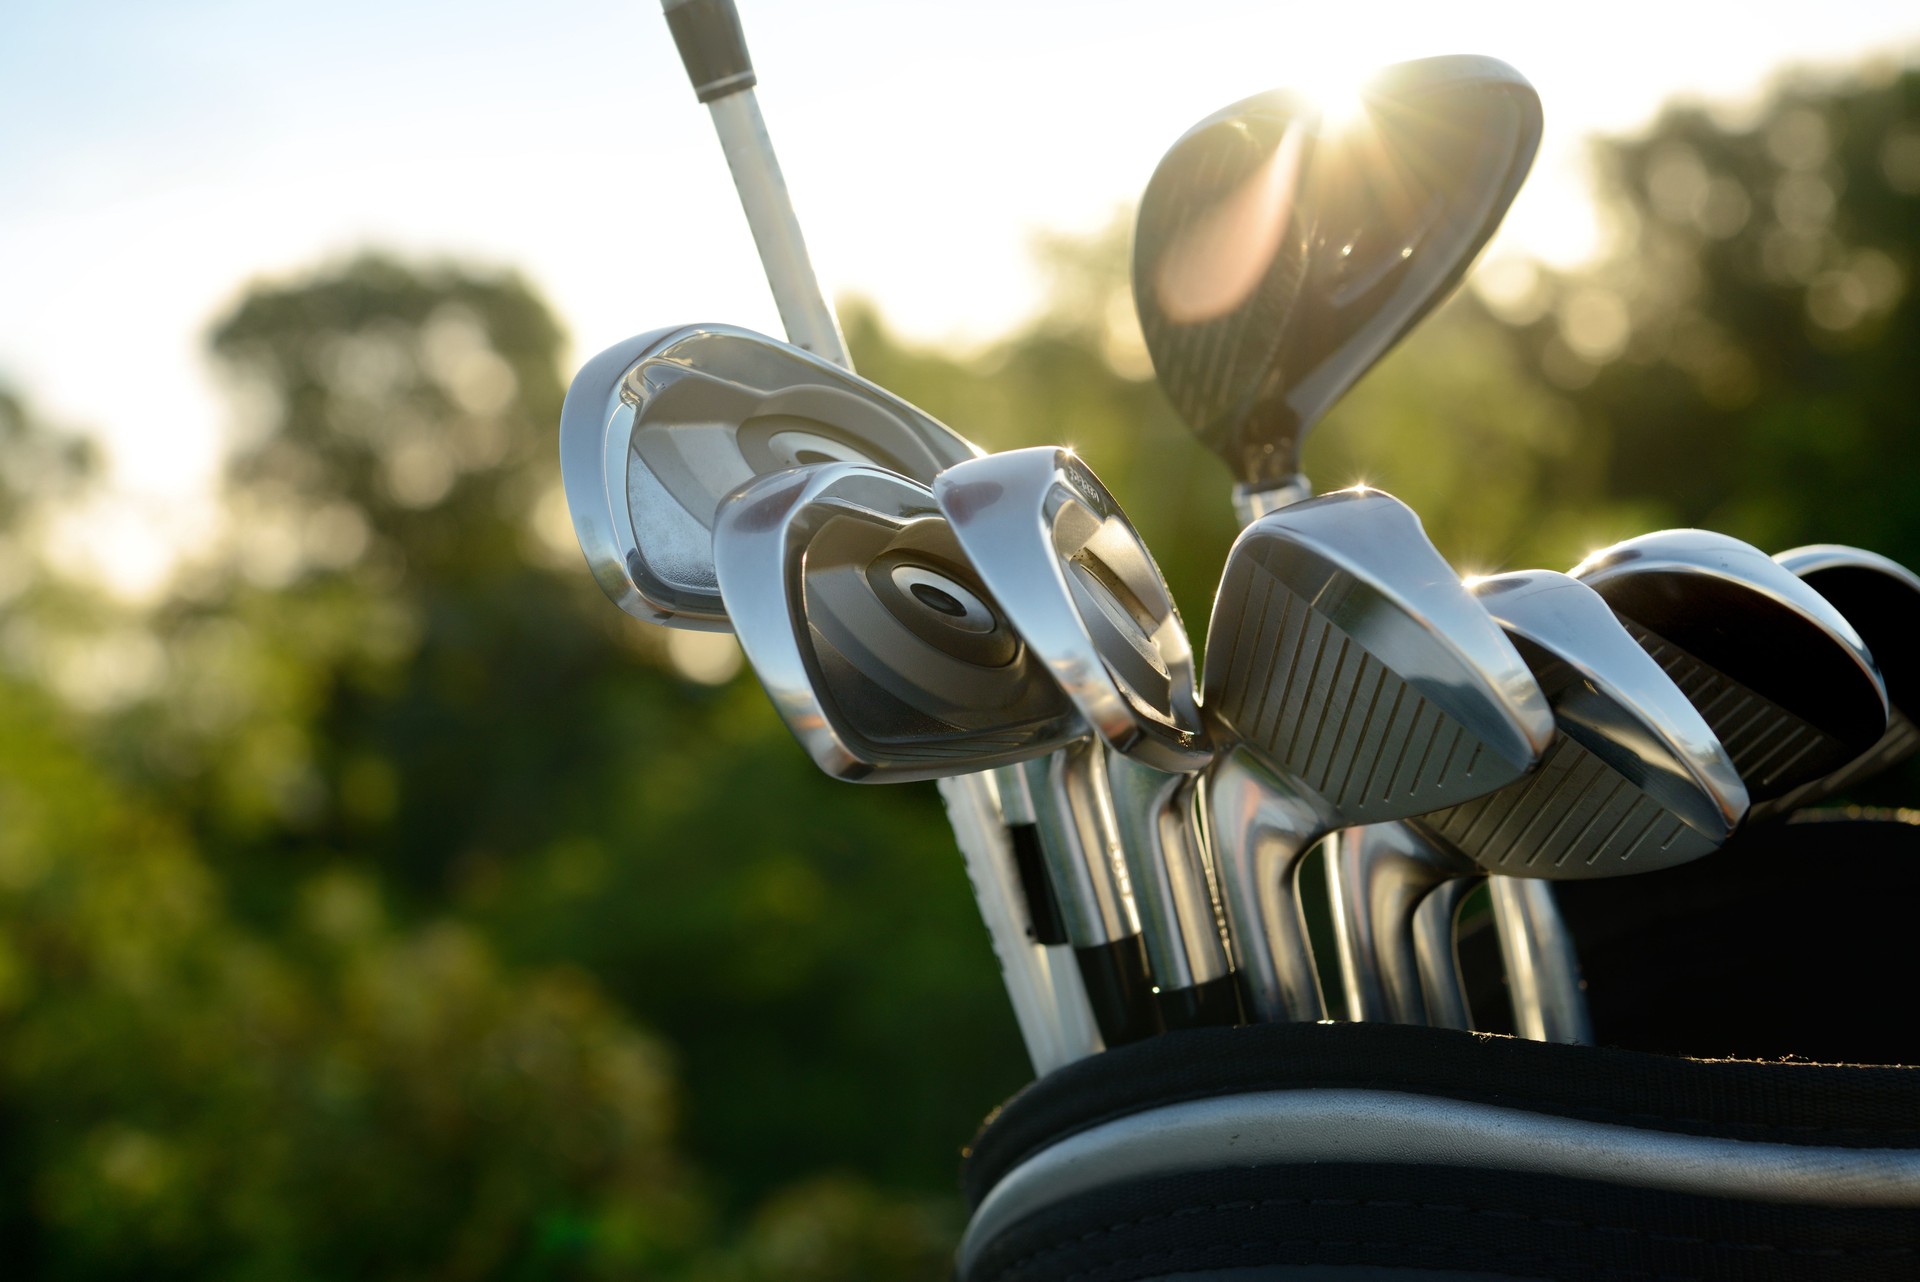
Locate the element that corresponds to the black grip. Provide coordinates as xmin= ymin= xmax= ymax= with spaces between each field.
xmin=662 ymin=0 xmax=758 ymax=103
xmin=1007 ymin=822 xmax=1069 ymax=947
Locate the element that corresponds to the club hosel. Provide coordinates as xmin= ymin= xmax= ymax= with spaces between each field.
xmin=1103 ymin=749 xmax=1234 ymax=1000
xmin=1328 ymin=823 xmax=1476 ymax=1025
xmin=1490 ymin=876 xmax=1593 ymax=1045
xmin=1023 ymin=746 xmax=1141 ymax=948
xmin=1205 ymin=747 xmax=1328 ymax=1023
xmin=1023 ymin=745 xmax=1160 ymax=1044
xmin=1231 ymin=474 xmax=1313 ymax=527
xmin=1412 ymin=875 xmax=1477 ymax=1031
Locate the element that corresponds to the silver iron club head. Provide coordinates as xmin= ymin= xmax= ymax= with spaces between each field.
xmin=561 ymin=323 xmax=979 ymax=629
xmin=712 ymin=462 xmax=1079 ymax=782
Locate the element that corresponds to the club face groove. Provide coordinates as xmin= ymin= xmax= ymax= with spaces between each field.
xmin=1410 ymin=570 xmax=1748 ymax=878
xmin=1574 ymin=530 xmax=1890 ymax=803
xmin=1133 ymin=57 xmax=1542 ymax=495
xmin=1416 ymin=732 xmax=1723 ymax=877
xmin=937 ymin=447 xmax=1208 ymax=773
xmin=1203 ymin=489 xmax=1553 ymax=823
xmin=713 ymin=463 xmax=1080 ymax=782
xmin=560 ymin=323 xmax=980 ymax=628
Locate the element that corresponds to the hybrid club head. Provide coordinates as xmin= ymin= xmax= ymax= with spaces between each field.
xmin=1202 ymin=487 xmax=1554 ymax=1021
xmin=711 ymin=462 xmax=1080 ymax=782
xmin=935 ymin=446 xmax=1209 ymax=773
xmin=1758 ymin=545 xmax=1920 ymax=817
xmin=1133 ymin=57 xmax=1543 ymax=518
xmin=1573 ymin=530 xmax=1889 ymax=803
xmin=560 ymin=323 xmax=979 ymax=629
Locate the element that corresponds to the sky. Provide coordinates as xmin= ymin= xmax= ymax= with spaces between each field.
xmin=2 ymin=0 xmax=1917 ymax=593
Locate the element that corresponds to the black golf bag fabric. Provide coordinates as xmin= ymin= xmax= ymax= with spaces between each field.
xmin=957 ymin=817 xmax=1920 ymax=1280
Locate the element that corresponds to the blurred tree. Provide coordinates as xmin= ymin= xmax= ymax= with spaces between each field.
xmin=0 ymin=390 xmax=706 ymax=1278
xmin=192 ymin=257 xmax=1029 ymax=1214
xmin=1489 ymin=61 xmax=1919 ymax=558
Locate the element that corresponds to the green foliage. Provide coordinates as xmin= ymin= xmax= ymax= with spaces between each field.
xmin=0 ymin=54 xmax=1915 ymax=1279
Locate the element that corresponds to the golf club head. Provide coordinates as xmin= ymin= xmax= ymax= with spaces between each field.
xmin=560 ymin=323 xmax=980 ymax=628
xmin=1759 ymin=545 xmax=1920 ymax=817
xmin=1201 ymin=487 xmax=1551 ymax=1024
xmin=1134 ymin=57 xmax=1542 ymax=514
xmin=1413 ymin=570 xmax=1749 ymax=877
xmin=936 ymin=447 xmax=1209 ymax=773
xmin=1573 ymin=530 xmax=1889 ymax=803
xmin=712 ymin=462 xmax=1080 ymax=782
xmin=1204 ymin=487 xmax=1553 ymax=819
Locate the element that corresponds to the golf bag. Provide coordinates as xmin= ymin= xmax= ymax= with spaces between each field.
xmin=957 ymin=815 xmax=1920 ymax=1281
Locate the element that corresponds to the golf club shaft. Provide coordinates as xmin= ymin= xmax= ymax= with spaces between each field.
xmin=1489 ymin=876 xmax=1592 ymax=1044
xmin=661 ymin=0 xmax=1095 ymax=1073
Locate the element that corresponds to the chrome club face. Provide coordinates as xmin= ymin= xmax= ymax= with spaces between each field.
xmin=1134 ymin=57 xmax=1542 ymax=519
xmin=560 ymin=323 xmax=980 ymax=629
xmin=1573 ymin=530 xmax=1889 ymax=804
xmin=712 ymin=462 xmax=1080 ymax=782
xmin=1202 ymin=487 xmax=1553 ymax=1022
xmin=1332 ymin=571 xmax=1749 ymax=1037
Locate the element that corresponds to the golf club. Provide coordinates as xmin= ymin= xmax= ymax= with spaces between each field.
xmin=646 ymin=0 xmax=1101 ymax=1072
xmin=1134 ymin=56 xmax=1542 ymax=522
xmin=1201 ymin=486 xmax=1554 ymax=1022
xmin=938 ymin=446 xmax=1214 ymax=1041
xmin=1331 ymin=570 xmax=1748 ymax=1043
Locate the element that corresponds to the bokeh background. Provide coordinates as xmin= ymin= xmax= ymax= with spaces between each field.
xmin=3 ymin=2 xmax=1919 ymax=1276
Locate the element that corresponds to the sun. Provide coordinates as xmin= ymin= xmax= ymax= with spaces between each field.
xmin=1292 ymin=58 xmax=1377 ymax=136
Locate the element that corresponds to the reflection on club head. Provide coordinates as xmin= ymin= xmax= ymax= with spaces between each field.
xmin=1574 ymin=529 xmax=1888 ymax=801
xmin=560 ymin=323 xmax=979 ymax=629
xmin=714 ymin=462 xmax=1080 ymax=783
xmin=1134 ymin=57 xmax=1542 ymax=503
xmin=936 ymin=446 xmax=1208 ymax=774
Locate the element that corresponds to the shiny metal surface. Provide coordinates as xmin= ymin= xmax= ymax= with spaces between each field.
xmin=1204 ymin=489 xmax=1553 ymax=801
xmin=941 ymin=770 xmax=1104 ymax=1072
xmin=936 ymin=447 xmax=1208 ymax=774
xmin=712 ymin=462 xmax=1080 ymax=782
xmin=657 ymin=0 xmax=1075 ymax=1076
xmin=958 ymin=1089 xmax=1920 ymax=1275
xmin=1490 ymin=877 xmax=1592 ymax=1045
xmin=704 ymin=92 xmax=851 ymax=366
xmin=1573 ymin=529 xmax=1889 ymax=803
xmin=1105 ymin=750 xmax=1233 ymax=994
xmin=1133 ymin=58 xmax=1541 ymax=510
xmin=559 ymin=323 xmax=979 ymax=628
xmin=1205 ymin=748 xmax=1328 ymax=1022
xmin=1335 ymin=571 xmax=1743 ymax=1039
xmin=1413 ymin=570 xmax=1749 ymax=878
xmin=1202 ymin=489 xmax=1552 ymax=1023
xmin=1023 ymin=743 xmax=1140 ymax=949
xmin=1328 ymin=823 xmax=1473 ymax=1024
xmin=1412 ymin=870 xmax=1476 ymax=1031
xmin=1754 ymin=545 xmax=1920 ymax=819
